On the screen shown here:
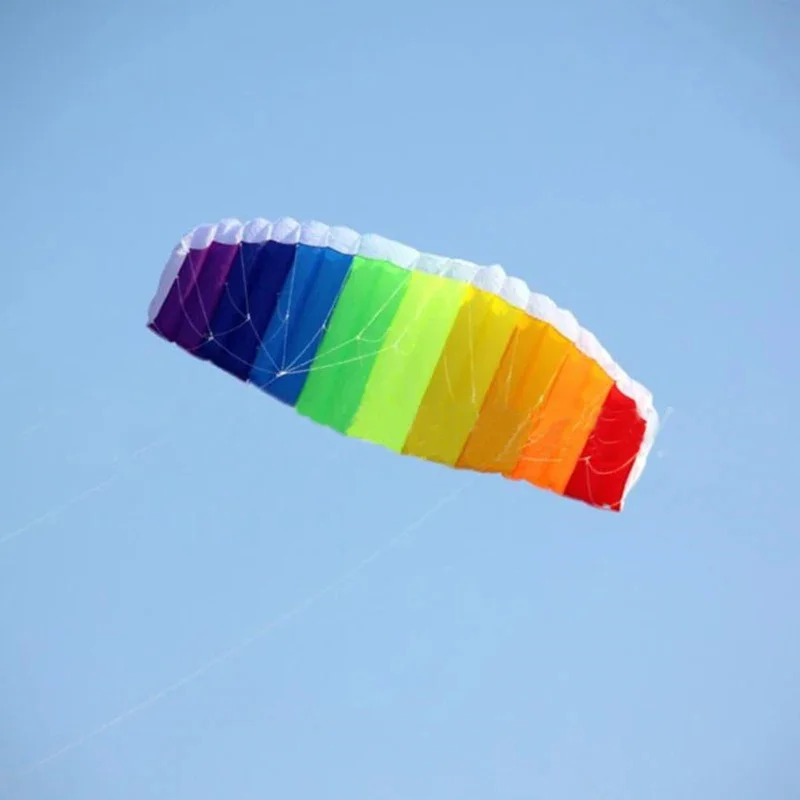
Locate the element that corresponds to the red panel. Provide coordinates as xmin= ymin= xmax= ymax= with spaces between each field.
xmin=563 ymin=384 xmax=647 ymax=511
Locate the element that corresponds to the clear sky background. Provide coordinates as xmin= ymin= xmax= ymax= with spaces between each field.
xmin=1 ymin=1 xmax=798 ymax=798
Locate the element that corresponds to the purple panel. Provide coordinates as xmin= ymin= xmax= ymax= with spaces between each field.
xmin=149 ymin=247 xmax=211 ymax=341
xmin=172 ymin=242 xmax=241 ymax=353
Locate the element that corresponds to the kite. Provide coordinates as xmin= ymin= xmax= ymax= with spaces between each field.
xmin=147 ymin=217 xmax=658 ymax=511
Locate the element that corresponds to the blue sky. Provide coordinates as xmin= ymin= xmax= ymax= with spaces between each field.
xmin=1 ymin=0 xmax=799 ymax=797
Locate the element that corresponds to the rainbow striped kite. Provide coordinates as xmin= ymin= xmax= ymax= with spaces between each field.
xmin=148 ymin=217 xmax=658 ymax=511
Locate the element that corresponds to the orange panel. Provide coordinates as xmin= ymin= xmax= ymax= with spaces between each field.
xmin=511 ymin=347 xmax=614 ymax=494
xmin=458 ymin=317 xmax=571 ymax=475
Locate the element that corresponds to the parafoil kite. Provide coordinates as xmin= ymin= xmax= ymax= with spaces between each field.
xmin=147 ymin=217 xmax=658 ymax=511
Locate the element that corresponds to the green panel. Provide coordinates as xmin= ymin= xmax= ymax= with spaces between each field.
xmin=346 ymin=270 xmax=469 ymax=451
xmin=295 ymin=256 xmax=412 ymax=433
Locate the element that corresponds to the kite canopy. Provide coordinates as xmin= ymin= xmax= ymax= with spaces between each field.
xmin=148 ymin=217 xmax=658 ymax=511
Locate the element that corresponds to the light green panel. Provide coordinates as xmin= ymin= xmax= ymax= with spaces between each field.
xmin=346 ymin=270 xmax=469 ymax=451
xmin=295 ymin=256 xmax=412 ymax=433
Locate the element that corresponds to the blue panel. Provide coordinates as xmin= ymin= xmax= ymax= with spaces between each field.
xmin=198 ymin=241 xmax=296 ymax=380
xmin=249 ymin=244 xmax=353 ymax=405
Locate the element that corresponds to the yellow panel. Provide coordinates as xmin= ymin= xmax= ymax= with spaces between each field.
xmin=458 ymin=317 xmax=572 ymax=475
xmin=402 ymin=287 xmax=519 ymax=466
xmin=511 ymin=347 xmax=614 ymax=493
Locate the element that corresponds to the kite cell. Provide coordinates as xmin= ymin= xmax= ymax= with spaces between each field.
xmin=147 ymin=217 xmax=658 ymax=511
